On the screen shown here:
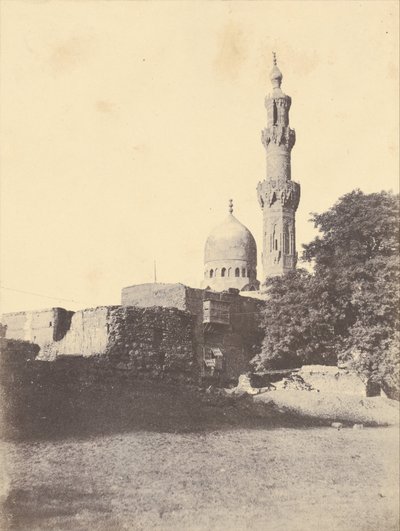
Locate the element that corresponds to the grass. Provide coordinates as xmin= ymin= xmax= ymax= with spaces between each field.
xmin=1 ymin=426 xmax=399 ymax=530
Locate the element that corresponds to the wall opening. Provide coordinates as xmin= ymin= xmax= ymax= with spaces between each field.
xmin=284 ymin=224 xmax=290 ymax=254
xmin=273 ymin=101 xmax=278 ymax=125
xmin=235 ymin=268 xmax=240 ymax=277
xmin=221 ymin=267 xmax=226 ymax=277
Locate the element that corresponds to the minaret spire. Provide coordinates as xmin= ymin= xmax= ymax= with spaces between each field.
xmin=270 ymin=52 xmax=283 ymax=91
xmin=257 ymin=54 xmax=301 ymax=281
xmin=229 ymin=198 xmax=233 ymax=215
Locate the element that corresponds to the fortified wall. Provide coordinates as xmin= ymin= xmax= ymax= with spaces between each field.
xmin=121 ymin=283 xmax=265 ymax=382
xmin=1 ymin=283 xmax=266 ymax=384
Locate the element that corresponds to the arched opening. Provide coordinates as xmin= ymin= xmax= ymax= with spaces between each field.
xmin=284 ymin=224 xmax=290 ymax=254
xmin=221 ymin=267 xmax=226 ymax=277
xmin=235 ymin=267 xmax=240 ymax=277
xmin=273 ymin=101 xmax=278 ymax=125
xmin=242 ymin=268 xmax=246 ymax=277
xmin=228 ymin=267 xmax=232 ymax=277
xmin=210 ymin=269 xmax=214 ymax=278
xmin=272 ymin=224 xmax=278 ymax=251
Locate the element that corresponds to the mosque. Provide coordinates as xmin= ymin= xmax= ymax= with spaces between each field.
xmin=201 ymin=53 xmax=300 ymax=293
xmin=1 ymin=55 xmax=302 ymax=383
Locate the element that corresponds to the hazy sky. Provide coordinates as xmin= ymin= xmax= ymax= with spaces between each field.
xmin=1 ymin=1 xmax=398 ymax=313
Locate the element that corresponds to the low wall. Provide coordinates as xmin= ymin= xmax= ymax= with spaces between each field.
xmin=36 ymin=305 xmax=196 ymax=381
xmin=1 ymin=308 xmax=73 ymax=347
xmin=39 ymin=307 xmax=110 ymax=360
xmin=297 ymin=365 xmax=367 ymax=396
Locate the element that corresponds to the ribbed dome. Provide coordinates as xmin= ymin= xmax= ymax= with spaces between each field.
xmin=205 ymin=213 xmax=257 ymax=264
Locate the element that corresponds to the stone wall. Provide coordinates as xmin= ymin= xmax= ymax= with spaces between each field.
xmin=121 ymin=283 xmax=265 ymax=384
xmin=31 ymin=305 xmax=197 ymax=382
xmin=39 ymin=307 xmax=111 ymax=360
xmin=2 ymin=283 xmax=266 ymax=385
xmin=296 ymin=365 xmax=368 ymax=396
xmin=0 ymin=308 xmax=72 ymax=346
xmin=106 ymin=306 xmax=196 ymax=382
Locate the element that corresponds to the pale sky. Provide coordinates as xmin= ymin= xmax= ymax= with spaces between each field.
xmin=1 ymin=1 xmax=398 ymax=314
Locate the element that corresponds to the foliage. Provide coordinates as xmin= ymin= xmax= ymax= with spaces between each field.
xmin=254 ymin=190 xmax=399 ymax=395
xmin=252 ymin=269 xmax=339 ymax=371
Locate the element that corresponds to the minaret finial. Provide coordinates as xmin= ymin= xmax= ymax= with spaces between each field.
xmin=270 ymin=51 xmax=282 ymax=88
xmin=229 ymin=199 xmax=233 ymax=214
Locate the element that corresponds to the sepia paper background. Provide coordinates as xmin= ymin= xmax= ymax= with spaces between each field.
xmin=0 ymin=0 xmax=399 ymax=312
xmin=0 ymin=2 xmax=399 ymax=528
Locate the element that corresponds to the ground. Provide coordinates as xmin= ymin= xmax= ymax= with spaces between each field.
xmin=1 ymin=426 xmax=398 ymax=531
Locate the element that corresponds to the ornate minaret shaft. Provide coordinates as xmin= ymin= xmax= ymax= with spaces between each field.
xmin=257 ymin=53 xmax=300 ymax=280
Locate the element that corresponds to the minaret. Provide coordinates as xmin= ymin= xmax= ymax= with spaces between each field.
xmin=257 ymin=53 xmax=300 ymax=280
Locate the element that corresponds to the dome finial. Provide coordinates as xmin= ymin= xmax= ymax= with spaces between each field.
xmin=272 ymin=51 xmax=277 ymax=66
xmin=229 ymin=198 xmax=233 ymax=214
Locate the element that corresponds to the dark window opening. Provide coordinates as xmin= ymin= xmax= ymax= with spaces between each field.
xmin=221 ymin=267 xmax=226 ymax=277
xmin=242 ymin=268 xmax=246 ymax=277
xmin=235 ymin=267 xmax=240 ymax=277
xmin=284 ymin=225 xmax=290 ymax=254
xmin=273 ymin=101 xmax=278 ymax=125
xmin=49 ymin=321 xmax=52 ymax=327
xmin=210 ymin=269 xmax=214 ymax=278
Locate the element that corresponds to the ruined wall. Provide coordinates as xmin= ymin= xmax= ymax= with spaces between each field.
xmin=0 ymin=308 xmax=71 ymax=346
xmin=2 ymin=284 xmax=266 ymax=384
xmin=106 ymin=306 xmax=196 ymax=382
xmin=297 ymin=365 xmax=367 ymax=396
xmin=121 ymin=283 xmax=265 ymax=383
xmin=39 ymin=307 xmax=111 ymax=360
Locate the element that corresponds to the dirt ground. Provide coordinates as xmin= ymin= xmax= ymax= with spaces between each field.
xmin=1 ymin=426 xmax=398 ymax=531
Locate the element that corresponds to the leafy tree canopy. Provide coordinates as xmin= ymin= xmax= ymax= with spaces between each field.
xmin=253 ymin=190 xmax=399 ymax=398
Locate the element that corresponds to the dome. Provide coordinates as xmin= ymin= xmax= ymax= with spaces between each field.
xmin=202 ymin=200 xmax=259 ymax=292
xmin=204 ymin=213 xmax=257 ymax=264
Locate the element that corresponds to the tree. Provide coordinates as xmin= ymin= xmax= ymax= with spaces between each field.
xmin=304 ymin=190 xmax=399 ymax=394
xmin=254 ymin=190 xmax=399 ymax=397
xmin=252 ymin=269 xmax=340 ymax=371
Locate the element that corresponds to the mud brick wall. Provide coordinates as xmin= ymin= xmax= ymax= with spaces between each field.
xmin=121 ymin=283 xmax=188 ymax=311
xmin=106 ymin=306 xmax=197 ymax=382
xmin=1 ymin=309 xmax=56 ymax=346
xmin=39 ymin=307 xmax=111 ymax=360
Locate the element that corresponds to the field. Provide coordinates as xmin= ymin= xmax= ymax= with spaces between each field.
xmin=1 ymin=426 xmax=398 ymax=531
